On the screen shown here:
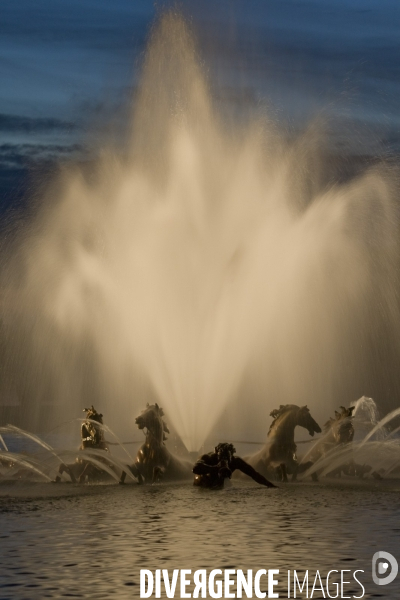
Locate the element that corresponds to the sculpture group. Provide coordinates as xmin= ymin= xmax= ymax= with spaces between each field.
xmin=54 ymin=406 xmax=109 ymax=483
xmin=46 ymin=399 xmax=382 ymax=488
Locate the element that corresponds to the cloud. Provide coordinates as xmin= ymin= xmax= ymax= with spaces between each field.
xmin=0 ymin=142 xmax=82 ymax=169
xmin=0 ymin=113 xmax=76 ymax=134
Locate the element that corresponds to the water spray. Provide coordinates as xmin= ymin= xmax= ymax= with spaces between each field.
xmin=1 ymin=13 xmax=400 ymax=451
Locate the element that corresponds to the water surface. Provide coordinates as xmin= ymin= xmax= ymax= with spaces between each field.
xmin=0 ymin=479 xmax=399 ymax=598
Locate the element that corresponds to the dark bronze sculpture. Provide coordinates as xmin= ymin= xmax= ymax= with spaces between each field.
xmin=193 ymin=442 xmax=276 ymax=489
xmin=312 ymin=405 xmax=382 ymax=479
xmin=80 ymin=406 xmax=108 ymax=450
xmin=326 ymin=406 xmax=355 ymax=445
xmin=119 ymin=403 xmax=192 ymax=484
xmin=55 ymin=406 xmax=111 ymax=483
xmin=246 ymin=404 xmax=322 ymax=482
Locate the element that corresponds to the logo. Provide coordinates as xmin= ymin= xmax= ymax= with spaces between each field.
xmin=372 ymin=551 xmax=398 ymax=586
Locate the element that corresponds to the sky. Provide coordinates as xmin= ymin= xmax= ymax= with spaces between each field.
xmin=1 ymin=0 xmax=400 ymax=432
xmin=0 ymin=0 xmax=399 ymax=209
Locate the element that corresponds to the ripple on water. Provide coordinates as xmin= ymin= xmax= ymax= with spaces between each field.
xmin=0 ymin=480 xmax=399 ymax=598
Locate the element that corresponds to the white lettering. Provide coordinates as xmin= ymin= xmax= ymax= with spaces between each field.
xmin=268 ymin=569 xmax=279 ymax=598
xmin=326 ymin=570 xmax=339 ymax=599
xmin=138 ymin=567 xmax=364 ymax=599
xmin=163 ymin=570 xmax=179 ymax=599
xmin=311 ymin=571 xmax=325 ymax=598
xmin=254 ymin=569 xmax=267 ymax=599
xmin=341 ymin=570 xmax=351 ymax=599
xmin=225 ymin=569 xmax=236 ymax=598
xmin=155 ymin=569 xmax=161 ymax=598
xmin=294 ymin=571 xmax=308 ymax=598
xmin=140 ymin=570 xmax=154 ymax=599
xmin=181 ymin=570 xmax=191 ymax=598
xmin=209 ymin=569 xmax=223 ymax=599
xmin=193 ymin=570 xmax=207 ymax=599
xmin=237 ymin=570 xmax=252 ymax=599
xmin=352 ymin=570 xmax=365 ymax=599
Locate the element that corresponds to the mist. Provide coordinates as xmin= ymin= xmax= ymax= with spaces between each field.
xmin=1 ymin=13 xmax=400 ymax=451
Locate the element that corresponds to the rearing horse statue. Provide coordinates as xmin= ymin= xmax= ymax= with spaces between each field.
xmin=119 ymin=403 xmax=192 ymax=484
xmin=303 ymin=406 xmax=355 ymax=479
xmin=308 ymin=405 xmax=382 ymax=479
xmin=246 ymin=404 xmax=321 ymax=482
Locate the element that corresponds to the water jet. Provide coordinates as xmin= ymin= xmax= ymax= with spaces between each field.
xmin=1 ymin=13 xmax=400 ymax=456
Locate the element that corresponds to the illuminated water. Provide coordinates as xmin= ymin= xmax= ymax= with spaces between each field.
xmin=2 ymin=13 xmax=400 ymax=454
xmin=0 ymin=480 xmax=399 ymax=599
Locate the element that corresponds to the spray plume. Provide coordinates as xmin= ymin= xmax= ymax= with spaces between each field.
xmin=1 ymin=13 xmax=400 ymax=451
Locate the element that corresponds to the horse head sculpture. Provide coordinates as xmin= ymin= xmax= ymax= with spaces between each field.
xmin=319 ymin=405 xmax=381 ymax=479
xmin=260 ymin=404 xmax=322 ymax=482
xmin=324 ymin=406 xmax=355 ymax=445
xmin=295 ymin=405 xmax=322 ymax=437
xmin=119 ymin=403 xmax=192 ymax=484
xmin=268 ymin=404 xmax=322 ymax=438
xmin=135 ymin=403 xmax=170 ymax=445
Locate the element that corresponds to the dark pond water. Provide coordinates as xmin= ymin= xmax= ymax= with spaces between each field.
xmin=0 ymin=479 xmax=399 ymax=599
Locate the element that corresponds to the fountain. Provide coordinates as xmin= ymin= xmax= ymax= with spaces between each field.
xmin=299 ymin=396 xmax=400 ymax=481
xmin=2 ymin=9 xmax=400 ymax=600
xmin=0 ymin=12 xmax=400 ymax=456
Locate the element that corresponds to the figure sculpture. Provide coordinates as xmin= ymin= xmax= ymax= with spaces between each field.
xmin=193 ymin=442 xmax=276 ymax=489
xmin=55 ymin=406 xmax=111 ymax=483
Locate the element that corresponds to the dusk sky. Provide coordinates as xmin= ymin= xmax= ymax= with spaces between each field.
xmin=1 ymin=0 xmax=399 ymax=211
